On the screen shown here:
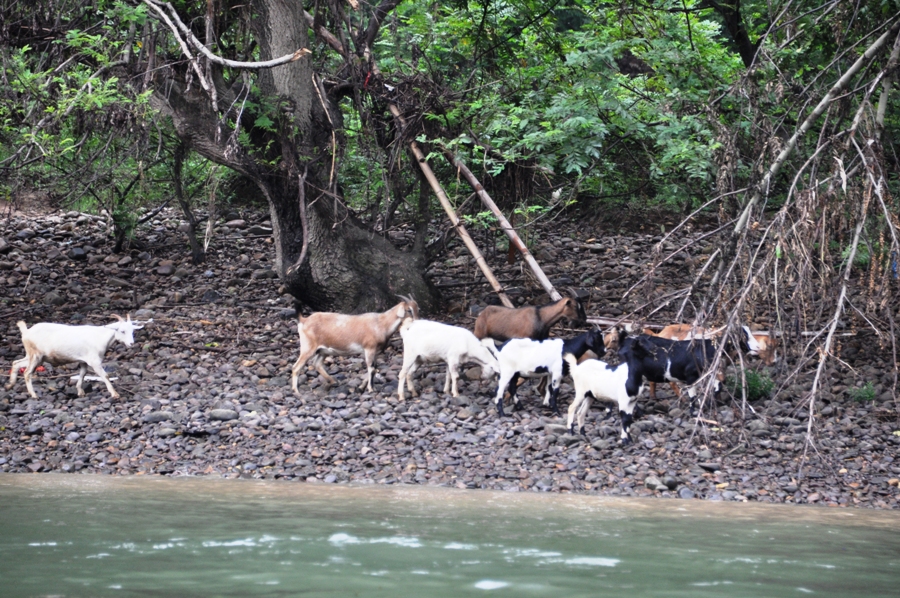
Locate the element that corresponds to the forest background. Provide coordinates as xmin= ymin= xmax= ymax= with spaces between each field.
xmin=1 ymin=0 xmax=899 ymax=414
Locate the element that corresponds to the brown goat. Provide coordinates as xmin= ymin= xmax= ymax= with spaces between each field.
xmin=473 ymin=296 xmax=586 ymax=342
xmin=290 ymin=296 xmax=418 ymax=395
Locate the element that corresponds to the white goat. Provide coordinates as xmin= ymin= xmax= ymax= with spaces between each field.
xmin=564 ymin=354 xmax=643 ymax=444
xmin=291 ymin=296 xmax=418 ymax=395
xmin=7 ymin=315 xmax=148 ymax=399
xmin=397 ymin=319 xmax=499 ymax=400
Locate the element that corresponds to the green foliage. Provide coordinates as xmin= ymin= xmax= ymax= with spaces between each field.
xmin=461 ymin=211 xmax=498 ymax=230
xmin=849 ymin=382 xmax=876 ymax=403
xmin=725 ymin=370 xmax=775 ymax=402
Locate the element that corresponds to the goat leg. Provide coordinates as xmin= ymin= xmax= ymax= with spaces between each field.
xmin=7 ymin=357 xmax=28 ymax=389
xmin=362 ymin=349 xmax=376 ymax=393
xmin=22 ymin=357 xmax=41 ymax=399
xmin=76 ymin=362 xmax=88 ymax=397
xmin=290 ymin=348 xmax=320 ymax=395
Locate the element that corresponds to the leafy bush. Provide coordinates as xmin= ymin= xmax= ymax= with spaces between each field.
xmin=725 ymin=370 xmax=775 ymax=402
xmin=849 ymin=382 xmax=876 ymax=403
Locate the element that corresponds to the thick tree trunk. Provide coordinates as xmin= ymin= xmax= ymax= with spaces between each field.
xmin=146 ymin=0 xmax=438 ymax=313
xmin=265 ymin=171 xmax=437 ymax=313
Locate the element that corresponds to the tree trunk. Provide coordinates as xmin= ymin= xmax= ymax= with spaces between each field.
xmin=146 ymin=0 xmax=438 ymax=313
xmin=172 ymin=142 xmax=205 ymax=265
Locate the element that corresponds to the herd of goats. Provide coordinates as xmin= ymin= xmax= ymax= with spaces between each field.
xmin=7 ymin=294 xmax=778 ymax=444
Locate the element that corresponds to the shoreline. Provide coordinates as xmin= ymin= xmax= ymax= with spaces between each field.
xmin=2 ymin=207 xmax=898 ymax=509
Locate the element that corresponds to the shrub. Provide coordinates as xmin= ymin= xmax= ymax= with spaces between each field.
xmin=725 ymin=370 xmax=775 ymax=402
xmin=849 ymin=382 xmax=876 ymax=403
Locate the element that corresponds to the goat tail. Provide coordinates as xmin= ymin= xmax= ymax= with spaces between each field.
xmin=16 ymin=321 xmax=28 ymax=335
xmin=563 ymin=352 xmax=578 ymax=369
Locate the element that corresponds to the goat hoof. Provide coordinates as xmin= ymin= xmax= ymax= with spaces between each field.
xmin=579 ymin=427 xmax=586 ymax=436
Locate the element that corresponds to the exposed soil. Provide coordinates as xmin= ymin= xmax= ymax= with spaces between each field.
xmin=1 ymin=205 xmax=899 ymax=508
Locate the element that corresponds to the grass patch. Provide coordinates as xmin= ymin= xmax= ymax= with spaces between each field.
xmin=849 ymin=382 xmax=876 ymax=403
xmin=725 ymin=369 xmax=775 ymax=402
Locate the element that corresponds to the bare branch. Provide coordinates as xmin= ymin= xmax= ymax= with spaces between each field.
xmin=143 ymin=0 xmax=310 ymax=69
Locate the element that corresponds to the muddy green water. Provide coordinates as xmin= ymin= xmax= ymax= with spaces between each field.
xmin=0 ymin=475 xmax=898 ymax=597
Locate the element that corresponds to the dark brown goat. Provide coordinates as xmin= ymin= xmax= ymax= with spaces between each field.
xmin=473 ymin=296 xmax=586 ymax=342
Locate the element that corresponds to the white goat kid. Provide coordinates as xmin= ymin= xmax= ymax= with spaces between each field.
xmin=8 ymin=315 xmax=147 ymax=399
xmin=397 ymin=319 xmax=499 ymax=400
xmin=564 ymin=354 xmax=643 ymax=444
xmin=291 ymin=296 xmax=418 ymax=395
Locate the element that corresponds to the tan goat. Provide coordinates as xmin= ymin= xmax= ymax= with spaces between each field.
xmin=290 ymin=296 xmax=418 ymax=395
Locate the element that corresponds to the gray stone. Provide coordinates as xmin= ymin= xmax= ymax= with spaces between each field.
xmin=85 ymin=432 xmax=103 ymax=443
xmin=558 ymin=434 xmax=581 ymax=447
xmin=678 ymin=487 xmax=695 ymax=499
xmin=143 ymin=411 xmax=174 ymax=423
xmin=544 ymin=423 xmax=569 ymax=436
xmin=644 ymin=475 xmax=664 ymax=490
xmin=108 ymin=277 xmax=131 ymax=288
xmin=209 ymin=409 xmax=239 ymax=421
xmin=158 ymin=427 xmax=177 ymax=437
xmin=698 ymin=462 xmax=722 ymax=472
xmin=68 ymin=247 xmax=87 ymax=260
xmin=44 ymin=291 xmax=66 ymax=306
xmin=251 ymin=269 xmax=278 ymax=280
xmin=464 ymin=366 xmax=483 ymax=381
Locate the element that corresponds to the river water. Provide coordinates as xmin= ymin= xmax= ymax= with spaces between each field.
xmin=1 ymin=474 xmax=897 ymax=597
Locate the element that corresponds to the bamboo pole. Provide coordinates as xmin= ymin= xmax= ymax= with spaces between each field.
xmin=406 ymin=130 xmax=514 ymax=307
xmin=445 ymin=151 xmax=562 ymax=302
xmin=381 ymin=105 xmax=514 ymax=307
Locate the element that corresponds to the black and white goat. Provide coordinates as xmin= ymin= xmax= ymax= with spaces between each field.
xmin=397 ymin=319 xmax=499 ymax=400
xmin=8 ymin=315 xmax=148 ymax=399
xmin=617 ymin=334 xmax=722 ymax=412
xmin=564 ymin=354 xmax=644 ymax=444
xmin=492 ymin=328 xmax=605 ymax=417
xmin=640 ymin=324 xmax=777 ymax=401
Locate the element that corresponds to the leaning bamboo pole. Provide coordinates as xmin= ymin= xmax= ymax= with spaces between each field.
xmin=444 ymin=151 xmax=562 ymax=302
xmin=373 ymin=86 xmax=513 ymax=307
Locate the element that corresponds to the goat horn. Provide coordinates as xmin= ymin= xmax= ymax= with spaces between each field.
xmin=110 ymin=314 xmax=123 ymax=321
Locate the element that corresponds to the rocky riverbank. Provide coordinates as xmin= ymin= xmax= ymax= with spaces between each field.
xmin=1 ymin=205 xmax=899 ymax=508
